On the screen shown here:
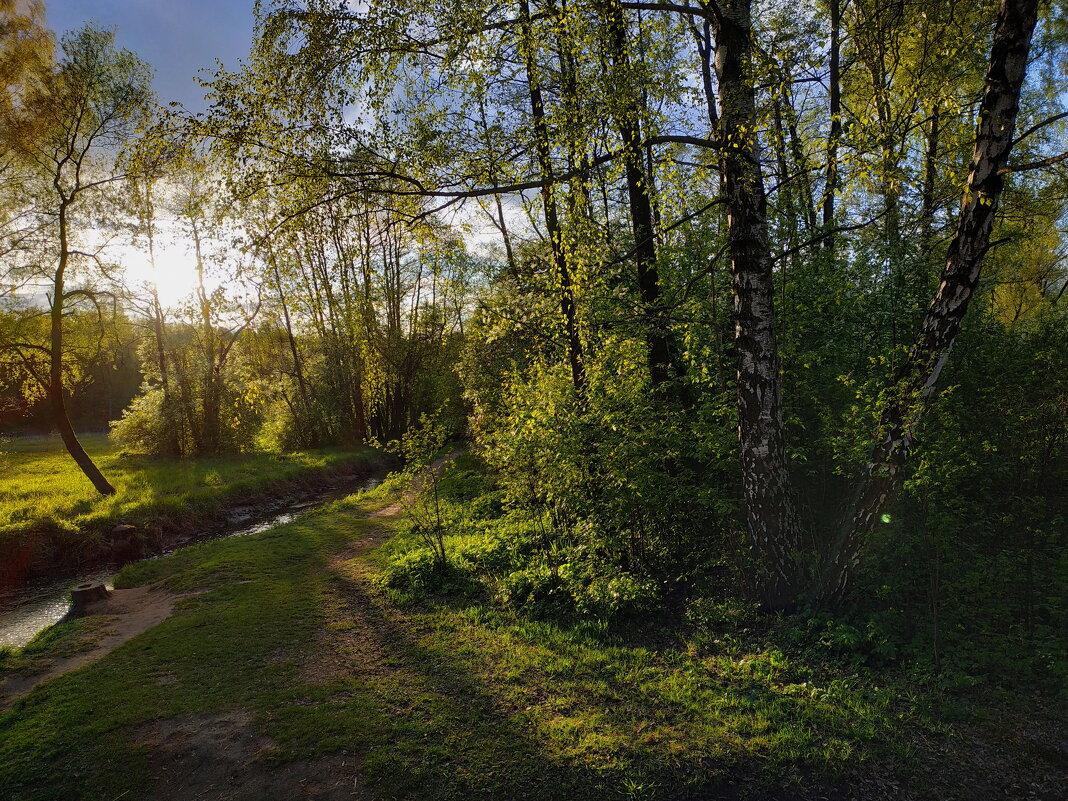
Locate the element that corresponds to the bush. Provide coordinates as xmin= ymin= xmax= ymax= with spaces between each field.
xmin=685 ymin=597 xmax=760 ymax=654
xmin=498 ymin=561 xmax=659 ymax=621
xmin=468 ymin=489 xmax=507 ymax=520
xmin=255 ymin=396 xmax=303 ymax=452
xmin=109 ymin=386 xmax=177 ymax=456
xmin=498 ymin=566 xmax=575 ymax=619
xmin=378 ymin=547 xmax=481 ymax=599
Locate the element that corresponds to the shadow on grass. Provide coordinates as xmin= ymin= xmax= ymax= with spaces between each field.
xmin=0 ymin=501 xmax=967 ymax=801
xmin=272 ymin=555 xmax=607 ymax=799
xmin=312 ymin=550 xmax=873 ymax=801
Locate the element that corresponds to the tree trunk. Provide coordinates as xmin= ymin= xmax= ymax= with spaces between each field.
xmin=604 ymin=0 xmax=676 ymax=387
xmin=270 ymin=250 xmax=317 ymax=446
xmin=920 ymin=103 xmax=941 ymax=254
xmin=149 ymin=289 xmax=181 ymax=458
xmin=820 ymin=0 xmax=1040 ymax=604
xmin=714 ymin=0 xmax=802 ymax=609
xmin=147 ymin=220 xmax=181 ymax=458
xmin=52 ymin=201 xmax=116 ymax=495
xmin=771 ymin=95 xmax=798 ymax=341
xmin=191 ymin=217 xmax=222 ymax=454
xmin=477 ymin=96 xmax=518 ymax=276
xmin=822 ymin=0 xmax=841 ymax=252
xmin=519 ymin=0 xmax=586 ymax=398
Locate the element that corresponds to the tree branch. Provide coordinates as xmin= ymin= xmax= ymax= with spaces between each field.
xmin=1000 ymin=151 xmax=1068 ymax=174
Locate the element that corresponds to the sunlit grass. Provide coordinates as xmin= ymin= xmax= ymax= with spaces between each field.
xmin=3 ymin=488 xmax=885 ymax=800
xmin=0 ymin=434 xmax=376 ymax=545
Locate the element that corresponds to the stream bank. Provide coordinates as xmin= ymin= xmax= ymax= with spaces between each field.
xmin=0 ymin=452 xmax=392 ymax=648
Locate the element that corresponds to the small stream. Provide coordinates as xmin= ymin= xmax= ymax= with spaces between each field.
xmin=0 ymin=476 xmax=381 ymax=649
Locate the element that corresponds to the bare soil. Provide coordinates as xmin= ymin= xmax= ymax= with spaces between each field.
xmin=0 ymin=584 xmax=185 ymax=706
xmin=137 ymin=710 xmax=366 ymax=801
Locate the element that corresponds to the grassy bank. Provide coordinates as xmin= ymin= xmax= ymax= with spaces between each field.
xmin=0 ymin=434 xmax=383 ymax=583
xmin=0 ymin=464 xmax=1063 ymax=800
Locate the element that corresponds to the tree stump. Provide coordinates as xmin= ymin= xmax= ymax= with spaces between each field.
xmin=70 ymin=582 xmax=109 ymax=616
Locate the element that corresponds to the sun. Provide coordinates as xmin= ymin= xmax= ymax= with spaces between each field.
xmin=146 ymin=241 xmax=200 ymax=308
xmin=120 ymin=237 xmax=199 ymax=309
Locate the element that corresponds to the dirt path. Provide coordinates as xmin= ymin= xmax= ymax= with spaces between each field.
xmin=133 ymin=504 xmax=408 ymax=801
xmin=138 ymin=710 xmax=363 ymax=801
xmin=0 ymin=584 xmax=186 ymax=706
xmin=1 ymin=455 xmax=459 ymax=799
xmin=367 ymin=449 xmax=463 ymax=521
xmin=135 ymin=452 xmax=461 ymax=801
xmin=0 ymin=455 xmax=417 ymax=709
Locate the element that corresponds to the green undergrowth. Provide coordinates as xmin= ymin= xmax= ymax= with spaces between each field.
xmin=371 ymin=453 xmax=1068 ymax=795
xmin=373 ymin=451 xmax=662 ymax=620
xmin=1 ymin=465 xmax=1063 ymax=801
xmin=377 ymin=453 xmax=1068 ymax=693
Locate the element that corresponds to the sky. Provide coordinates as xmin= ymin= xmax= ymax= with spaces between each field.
xmin=37 ymin=2 xmax=259 ymax=304
xmin=35 ymin=1 xmax=510 ymax=306
xmin=44 ymin=0 xmax=256 ymax=112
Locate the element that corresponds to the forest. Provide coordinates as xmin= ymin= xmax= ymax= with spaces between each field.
xmin=1 ymin=0 xmax=1066 ymax=799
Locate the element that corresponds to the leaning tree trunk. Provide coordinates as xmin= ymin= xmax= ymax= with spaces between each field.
xmin=714 ymin=0 xmax=803 ymax=609
xmin=820 ymin=0 xmax=1040 ymax=604
xmin=52 ymin=200 xmax=116 ymax=496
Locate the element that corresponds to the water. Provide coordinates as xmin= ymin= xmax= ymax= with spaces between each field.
xmin=0 ymin=476 xmax=380 ymax=649
xmin=0 ymin=568 xmax=116 ymax=649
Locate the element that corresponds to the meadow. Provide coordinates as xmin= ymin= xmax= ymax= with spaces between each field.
xmin=0 ymin=434 xmax=382 ymax=584
xmin=0 ymin=435 xmax=374 ymax=536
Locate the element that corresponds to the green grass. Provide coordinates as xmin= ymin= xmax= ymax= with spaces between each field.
xmin=0 ymin=616 xmax=114 ymax=678
xmin=1 ymin=473 xmax=1061 ymax=800
xmin=0 ymin=434 xmax=378 ymax=547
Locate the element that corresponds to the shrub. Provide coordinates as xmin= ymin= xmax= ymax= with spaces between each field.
xmin=498 ymin=566 xmax=575 ymax=619
xmin=109 ymin=386 xmax=177 ymax=456
xmin=497 ymin=560 xmax=659 ymax=621
xmin=379 ymin=547 xmax=481 ymax=599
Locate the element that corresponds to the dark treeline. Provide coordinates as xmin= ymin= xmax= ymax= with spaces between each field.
xmin=1 ymin=0 xmax=1066 ymax=687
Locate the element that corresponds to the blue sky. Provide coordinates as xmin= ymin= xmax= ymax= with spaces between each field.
xmin=45 ymin=0 xmax=256 ymax=111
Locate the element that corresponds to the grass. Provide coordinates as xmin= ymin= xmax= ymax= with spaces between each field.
xmin=1 ymin=467 xmax=1062 ymax=800
xmin=0 ymin=433 xmax=379 ymax=549
xmin=0 ymin=616 xmax=114 ymax=678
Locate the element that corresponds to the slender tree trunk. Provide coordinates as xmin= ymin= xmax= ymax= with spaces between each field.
xmin=822 ymin=0 xmax=841 ymax=252
xmin=604 ymin=0 xmax=676 ymax=386
xmin=326 ymin=211 xmax=368 ymax=443
xmin=52 ymin=200 xmax=115 ymax=495
xmin=920 ymin=103 xmax=941 ymax=252
xmin=783 ymin=82 xmax=817 ymax=235
xmin=691 ymin=17 xmax=718 ymax=131
xmin=145 ymin=214 xmax=181 ymax=458
xmin=191 ymin=219 xmax=221 ymax=454
xmin=867 ymin=40 xmax=905 ymax=348
xmin=714 ymin=0 xmax=802 ymax=609
xmin=269 ymin=248 xmax=317 ymax=445
xmin=519 ymin=0 xmax=586 ymax=398
xmin=820 ymin=0 xmax=1040 ymax=604
xmin=149 ymin=289 xmax=180 ymax=457
xmin=477 ymin=97 xmax=518 ymax=276
xmin=771 ymin=95 xmax=798 ymax=342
